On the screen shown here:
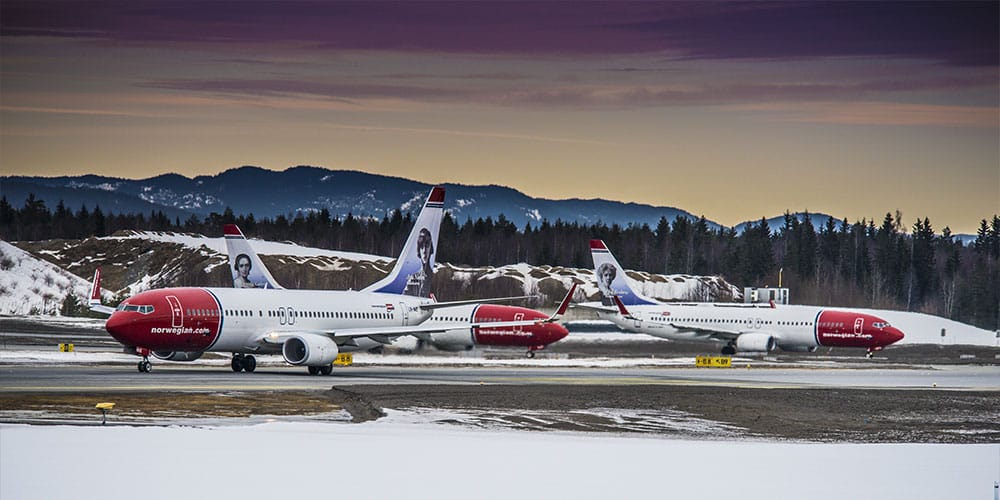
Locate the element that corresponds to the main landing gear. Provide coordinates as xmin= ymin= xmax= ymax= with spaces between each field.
xmin=231 ymin=354 xmax=257 ymax=373
xmin=307 ymin=365 xmax=333 ymax=376
xmin=137 ymin=357 xmax=152 ymax=373
xmin=525 ymin=346 xmax=544 ymax=358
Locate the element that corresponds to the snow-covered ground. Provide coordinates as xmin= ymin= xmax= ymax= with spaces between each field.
xmin=0 ymin=241 xmax=114 ymax=315
xmin=105 ymin=230 xmax=390 ymax=262
xmin=1 ymin=418 xmax=996 ymax=500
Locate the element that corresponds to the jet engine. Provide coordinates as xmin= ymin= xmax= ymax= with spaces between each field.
xmin=282 ymin=335 xmax=339 ymax=366
xmin=428 ymin=329 xmax=475 ymax=351
xmin=735 ymin=333 xmax=775 ymax=353
xmin=151 ymin=351 xmax=203 ymax=362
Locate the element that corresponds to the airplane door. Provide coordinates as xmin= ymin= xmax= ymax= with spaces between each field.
xmin=513 ymin=312 xmax=524 ymax=333
xmin=166 ymin=295 xmax=183 ymax=328
xmin=854 ymin=317 xmax=864 ymax=335
xmin=400 ymin=303 xmax=409 ymax=326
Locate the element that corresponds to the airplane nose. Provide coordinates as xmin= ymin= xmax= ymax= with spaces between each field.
xmin=885 ymin=327 xmax=904 ymax=345
xmin=105 ymin=312 xmax=138 ymax=345
xmin=547 ymin=323 xmax=569 ymax=343
xmin=105 ymin=313 xmax=126 ymax=339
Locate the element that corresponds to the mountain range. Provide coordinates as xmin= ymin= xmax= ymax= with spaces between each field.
xmin=4 ymin=166 xmax=714 ymax=229
xmin=1 ymin=166 xmax=976 ymax=244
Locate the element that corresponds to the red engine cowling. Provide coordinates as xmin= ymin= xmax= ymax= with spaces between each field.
xmin=151 ymin=350 xmax=204 ymax=362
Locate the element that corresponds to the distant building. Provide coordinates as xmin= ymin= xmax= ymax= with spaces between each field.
xmin=744 ymin=287 xmax=789 ymax=305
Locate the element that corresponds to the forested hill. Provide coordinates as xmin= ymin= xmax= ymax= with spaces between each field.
xmin=3 ymin=166 xmax=705 ymax=229
xmin=2 ymin=192 xmax=998 ymax=331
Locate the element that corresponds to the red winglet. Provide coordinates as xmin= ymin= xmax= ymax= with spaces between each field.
xmin=223 ymin=224 xmax=244 ymax=237
xmin=613 ymin=295 xmax=631 ymax=316
xmin=428 ymin=186 xmax=446 ymax=203
xmin=555 ymin=283 xmax=577 ymax=316
xmin=90 ymin=267 xmax=102 ymax=302
xmin=590 ymin=239 xmax=607 ymax=250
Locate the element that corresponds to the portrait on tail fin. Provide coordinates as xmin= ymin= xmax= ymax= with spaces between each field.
xmin=596 ymin=262 xmax=617 ymax=305
xmin=405 ymin=227 xmax=435 ymax=297
xmin=233 ymin=253 xmax=260 ymax=288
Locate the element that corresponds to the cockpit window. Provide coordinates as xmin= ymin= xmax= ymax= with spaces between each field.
xmin=116 ymin=304 xmax=154 ymax=314
xmin=873 ymin=322 xmax=890 ymax=329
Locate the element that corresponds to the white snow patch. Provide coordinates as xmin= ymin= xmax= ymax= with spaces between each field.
xmin=103 ymin=231 xmax=389 ymax=262
xmin=1 ymin=422 xmax=995 ymax=500
xmin=0 ymin=241 xmax=113 ymax=315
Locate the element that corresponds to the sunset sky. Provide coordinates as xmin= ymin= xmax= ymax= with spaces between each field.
xmin=1 ymin=1 xmax=997 ymax=233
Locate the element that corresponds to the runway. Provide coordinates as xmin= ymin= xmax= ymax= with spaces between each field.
xmin=1 ymin=363 xmax=998 ymax=392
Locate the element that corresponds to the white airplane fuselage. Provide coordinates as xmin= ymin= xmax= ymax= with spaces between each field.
xmin=590 ymin=302 xmax=904 ymax=352
xmin=106 ymin=287 xmax=434 ymax=356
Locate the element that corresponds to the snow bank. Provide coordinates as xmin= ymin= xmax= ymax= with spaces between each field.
xmin=1 ymin=421 xmax=995 ymax=500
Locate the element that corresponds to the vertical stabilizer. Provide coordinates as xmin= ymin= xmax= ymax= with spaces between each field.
xmin=363 ymin=187 xmax=445 ymax=297
xmin=224 ymin=224 xmax=285 ymax=289
xmin=590 ymin=240 xmax=658 ymax=306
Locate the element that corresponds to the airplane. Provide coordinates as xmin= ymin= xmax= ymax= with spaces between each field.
xmin=89 ymin=187 xmax=569 ymax=374
xmin=222 ymin=222 xmax=570 ymax=358
xmin=576 ymin=239 xmax=904 ymax=357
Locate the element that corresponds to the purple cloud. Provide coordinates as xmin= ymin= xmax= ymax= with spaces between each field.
xmin=3 ymin=1 xmax=995 ymax=66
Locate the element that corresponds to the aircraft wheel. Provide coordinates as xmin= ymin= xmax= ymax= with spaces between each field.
xmin=137 ymin=360 xmax=146 ymax=373
xmin=721 ymin=345 xmax=736 ymax=356
xmin=307 ymin=366 xmax=320 ymax=375
xmin=525 ymin=351 xmax=535 ymax=359
xmin=319 ymin=365 xmax=333 ymax=375
xmin=231 ymin=356 xmax=244 ymax=372
xmin=140 ymin=360 xmax=152 ymax=373
xmin=243 ymin=355 xmax=257 ymax=373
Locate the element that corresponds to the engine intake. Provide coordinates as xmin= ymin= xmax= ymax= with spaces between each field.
xmin=282 ymin=335 xmax=339 ymax=366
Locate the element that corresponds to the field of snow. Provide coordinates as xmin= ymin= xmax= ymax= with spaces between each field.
xmin=2 ymin=418 xmax=997 ymax=500
xmin=0 ymin=241 xmax=113 ymax=315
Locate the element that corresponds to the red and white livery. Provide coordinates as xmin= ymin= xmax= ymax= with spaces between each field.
xmin=578 ymin=240 xmax=904 ymax=357
xmin=91 ymin=187 xmax=568 ymax=374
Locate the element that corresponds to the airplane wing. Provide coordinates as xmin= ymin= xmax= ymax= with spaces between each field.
xmin=571 ymin=302 xmax=617 ymax=313
xmin=418 ymin=295 xmax=538 ymax=310
xmin=667 ymin=322 xmax=744 ymax=341
xmin=253 ymin=318 xmax=550 ymax=347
